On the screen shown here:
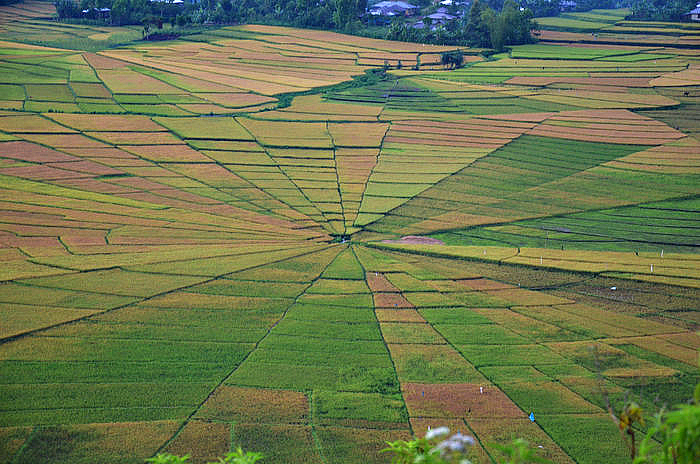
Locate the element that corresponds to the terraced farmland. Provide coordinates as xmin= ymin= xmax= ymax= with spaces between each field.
xmin=0 ymin=3 xmax=698 ymax=464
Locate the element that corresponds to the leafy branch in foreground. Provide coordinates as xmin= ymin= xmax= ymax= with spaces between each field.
xmin=146 ymin=447 xmax=262 ymax=464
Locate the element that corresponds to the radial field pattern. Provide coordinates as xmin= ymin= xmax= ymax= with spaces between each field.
xmin=0 ymin=4 xmax=699 ymax=464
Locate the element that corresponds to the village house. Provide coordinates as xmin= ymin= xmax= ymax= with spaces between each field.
xmin=368 ymin=0 xmax=420 ymax=18
xmin=683 ymin=2 xmax=700 ymax=21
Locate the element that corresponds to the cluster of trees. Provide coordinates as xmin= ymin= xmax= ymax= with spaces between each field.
xmin=385 ymin=0 xmax=537 ymax=50
xmin=54 ymin=0 xmax=368 ymax=30
xmin=53 ymin=0 xmax=535 ymax=49
xmin=55 ymin=0 xmax=184 ymax=26
xmin=628 ymin=0 xmax=698 ymax=21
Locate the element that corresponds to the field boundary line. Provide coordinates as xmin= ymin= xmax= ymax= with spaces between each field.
xmin=151 ymin=245 xmax=343 ymax=458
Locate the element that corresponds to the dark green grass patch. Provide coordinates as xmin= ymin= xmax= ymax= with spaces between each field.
xmin=0 ymin=360 xmax=229 ymax=384
xmin=11 ymin=420 xmax=178 ymax=464
xmin=244 ymin=348 xmax=392 ymax=368
xmin=188 ymin=280 xmax=308 ymax=298
xmin=94 ymin=307 xmax=283 ymax=328
xmin=259 ymin=334 xmax=387 ymax=355
xmin=297 ymin=293 xmax=373 ymax=308
xmin=285 ymin=303 xmax=376 ymax=322
xmin=306 ymin=279 xmax=370 ymax=294
xmin=537 ymin=414 xmax=630 ymax=464
xmin=389 ymin=344 xmax=485 ymax=383
xmin=233 ymin=424 xmax=322 ymax=464
xmin=0 ymin=336 xmax=254 ymax=364
xmin=316 ymin=426 xmax=411 ymax=464
xmin=77 ymin=102 xmax=125 ymax=113
xmin=1 ymin=382 xmax=211 ymax=414
xmin=314 ymin=391 xmax=407 ymax=424
xmin=499 ymin=379 xmax=601 ymax=415
xmin=1 ymin=406 xmax=192 ymax=428
xmin=270 ymin=319 xmax=382 ymax=340
xmin=0 ymin=426 xmax=32 ymax=462
xmin=228 ymin=362 xmax=399 ymax=393
xmin=41 ymin=321 xmax=268 ymax=344
xmin=419 ymin=308 xmax=494 ymax=325
xmin=479 ymin=365 xmax=551 ymax=384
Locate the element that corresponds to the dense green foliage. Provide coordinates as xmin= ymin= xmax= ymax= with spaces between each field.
xmin=628 ymin=0 xmax=697 ymax=21
xmin=385 ymin=0 xmax=536 ymax=49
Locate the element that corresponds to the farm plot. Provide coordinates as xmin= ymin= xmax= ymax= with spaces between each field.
xmin=0 ymin=8 xmax=699 ymax=464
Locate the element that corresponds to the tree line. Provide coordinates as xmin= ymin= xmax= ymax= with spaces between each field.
xmin=385 ymin=0 xmax=536 ymax=51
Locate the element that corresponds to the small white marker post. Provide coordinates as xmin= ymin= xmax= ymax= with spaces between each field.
xmin=651 ymin=264 xmax=654 ymax=273
xmin=540 ymin=256 xmax=543 ymax=265
xmin=480 ymin=386 xmax=483 ymax=394
xmin=661 ymin=250 xmax=664 ymax=257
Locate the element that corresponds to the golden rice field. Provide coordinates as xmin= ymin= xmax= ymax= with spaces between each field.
xmin=0 ymin=3 xmax=698 ymax=464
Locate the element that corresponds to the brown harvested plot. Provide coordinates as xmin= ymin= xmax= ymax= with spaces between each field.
xmin=0 ymin=141 xmax=77 ymax=162
xmin=69 ymin=83 xmax=112 ymax=99
xmin=48 ymin=114 xmax=165 ymax=132
xmin=375 ymin=309 xmax=425 ymax=322
xmin=402 ymin=383 xmax=523 ymax=418
xmin=0 ymin=164 xmax=94 ymax=180
xmin=164 ymin=421 xmax=230 ymax=464
xmin=197 ymin=385 xmax=309 ymax=423
xmin=328 ymin=122 xmax=388 ymax=147
xmin=374 ymin=292 xmax=414 ymax=309
xmin=20 ymin=134 xmax=110 ymax=149
xmin=84 ymin=52 xmax=129 ymax=69
xmin=121 ymin=144 xmax=212 ymax=163
xmin=97 ymin=69 xmax=185 ymax=94
xmin=366 ymin=273 xmax=400 ymax=293
xmin=45 ymin=160 xmax=123 ymax=177
xmin=0 ymin=115 xmax=76 ymax=133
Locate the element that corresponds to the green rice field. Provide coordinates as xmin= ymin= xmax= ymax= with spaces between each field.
xmin=0 ymin=2 xmax=698 ymax=464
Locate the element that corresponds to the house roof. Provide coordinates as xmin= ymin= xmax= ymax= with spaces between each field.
xmin=687 ymin=7 xmax=700 ymax=14
xmin=370 ymin=1 xmax=418 ymax=9
xmin=427 ymin=12 xmax=456 ymax=20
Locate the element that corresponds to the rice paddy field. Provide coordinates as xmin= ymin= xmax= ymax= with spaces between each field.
xmin=0 ymin=2 xmax=698 ymax=463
